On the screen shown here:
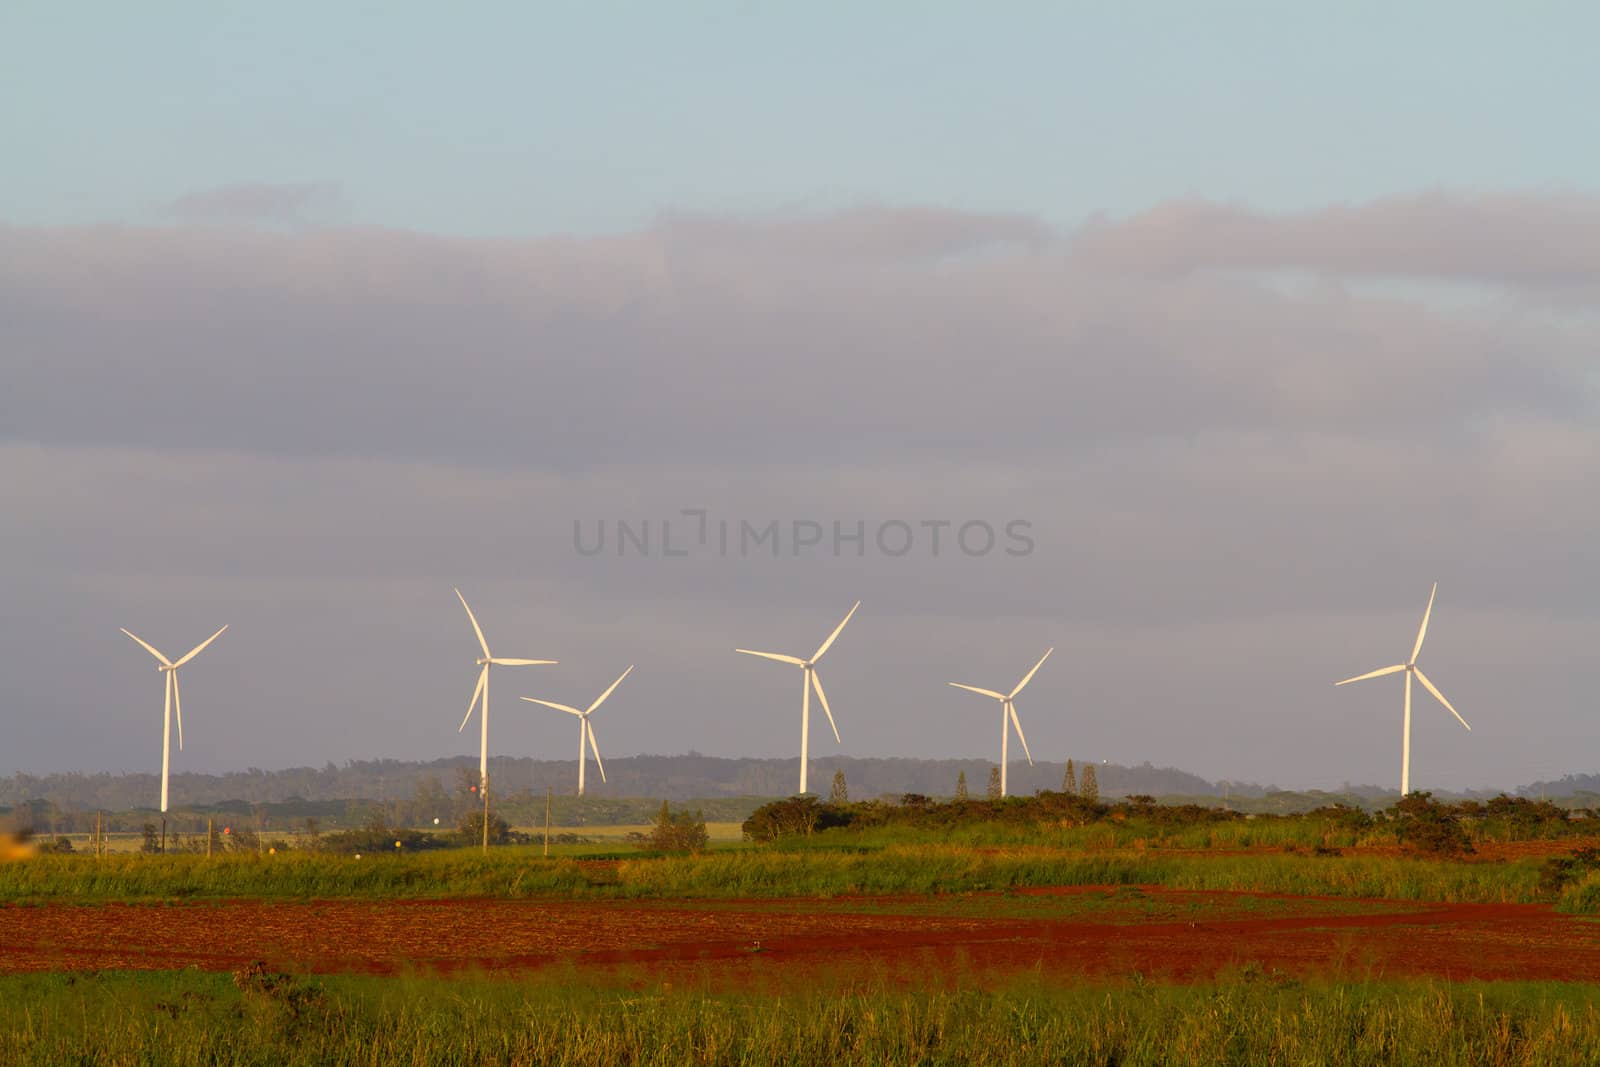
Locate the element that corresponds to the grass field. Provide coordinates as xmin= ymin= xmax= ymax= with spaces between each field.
xmin=9 ymin=805 xmax=1600 ymax=1064
xmin=0 ymin=840 xmax=1575 ymax=905
xmin=5 ymin=968 xmax=1600 ymax=1066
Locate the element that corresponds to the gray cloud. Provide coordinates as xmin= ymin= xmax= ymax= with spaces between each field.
xmin=1 ymin=195 xmax=1596 ymax=790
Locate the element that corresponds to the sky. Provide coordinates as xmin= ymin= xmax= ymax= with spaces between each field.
xmin=2 ymin=4 xmax=1598 ymax=792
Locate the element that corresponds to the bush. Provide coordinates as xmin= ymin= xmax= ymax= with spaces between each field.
xmin=1539 ymin=846 xmax=1600 ymax=898
xmin=318 ymin=815 xmax=449 ymax=855
xmin=742 ymin=797 xmax=854 ymax=843
xmin=455 ymin=810 xmax=525 ymax=847
xmin=1390 ymin=793 xmax=1473 ymax=857
xmin=642 ymin=801 xmax=709 ymax=853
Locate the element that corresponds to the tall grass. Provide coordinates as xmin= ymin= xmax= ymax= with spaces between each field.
xmin=3 ymin=968 xmax=1598 ymax=1066
xmin=0 ymin=844 xmax=1548 ymax=905
xmin=1556 ymin=870 xmax=1600 ymax=914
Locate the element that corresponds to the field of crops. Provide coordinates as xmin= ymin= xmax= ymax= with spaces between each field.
xmin=7 ymin=801 xmax=1600 ymax=1064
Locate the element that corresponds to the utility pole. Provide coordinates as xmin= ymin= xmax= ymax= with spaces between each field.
xmin=544 ymin=786 xmax=552 ymax=858
xmin=161 ymin=816 xmax=166 ymax=855
xmin=96 ymin=811 xmax=103 ymax=860
xmin=207 ymin=816 xmax=214 ymax=858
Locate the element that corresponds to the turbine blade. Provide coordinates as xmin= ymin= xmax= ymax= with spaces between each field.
xmin=735 ymin=649 xmax=805 ymax=666
xmin=1415 ymin=668 xmax=1471 ymax=731
xmin=949 ymin=682 xmax=1006 ymax=700
xmin=120 ymin=629 xmax=172 ymax=667
xmin=520 ymin=697 xmax=583 ymax=716
xmin=811 ymin=600 xmax=860 ymax=662
xmin=811 ymin=671 xmax=841 ymax=744
xmin=171 ymin=624 xmax=228 ymax=669
xmin=1008 ymin=701 xmax=1034 ymax=765
xmin=1009 ymin=648 xmax=1054 ymax=699
xmin=455 ymin=588 xmax=491 ymax=659
xmin=586 ymin=720 xmax=606 ymax=783
xmin=458 ymin=667 xmax=486 ymax=732
xmin=586 ymin=665 xmax=634 ymax=715
xmin=1334 ymin=664 xmax=1406 ymax=686
xmin=171 ymin=669 xmax=184 ymax=752
xmin=1411 ymin=582 xmax=1437 ymax=663
xmin=490 ymin=658 xmax=558 ymax=666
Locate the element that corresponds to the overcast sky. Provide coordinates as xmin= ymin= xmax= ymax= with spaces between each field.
xmin=2 ymin=5 xmax=1597 ymax=792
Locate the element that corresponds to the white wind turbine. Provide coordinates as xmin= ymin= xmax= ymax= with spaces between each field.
xmin=736 ymin=601 xmax=859 ymax=795
xmin=520 ymin=665 xmax=632 ymax=796
xmin=949 ymin=648 xmax=1052 ymax=797
xmin=120 ymin=625 xmax=228 ymax=813
xmin=1335 ymin=582 xmax=1471 ymax=796
xmin=454 ymin=588 xmax=556 ymax=789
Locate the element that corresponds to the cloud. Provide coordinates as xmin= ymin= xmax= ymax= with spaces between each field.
xmin=0 ymin=193 xmax=1596 ymax=789
xmin=167 ymin=182 xmax=346 ymax=226
xmin=1072 ymin=190 xmax=1600 ymax=291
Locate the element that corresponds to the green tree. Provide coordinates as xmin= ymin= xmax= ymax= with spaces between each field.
xmin=829 ymin=770 xmax=849 ymax=804
xmin=987 ymin=767 xmax=1003 ymax=800
xmin=411 ymin=776 xmax=450 ymax=827
xmin=457 ymin=809 xmax=511 ymax=847
xmin=1063 ymin=759 xmax=1077 ymax=794
xmin=1081 ymin=764 xmax=1099 ymax=803
xmin=643 ymin=800 xmax=709 ymax=852
xmin=955 ymin=770 xmax=969 ymax=801
xmin=140 ymin=823 xmax=160 ymax=854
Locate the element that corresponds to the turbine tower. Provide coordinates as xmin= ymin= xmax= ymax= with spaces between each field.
xmin=736 ymin=600 xmax=859 ymax=795
xmin=949 ymin=648 xmax=1051 ymax=797
xmin=1335 ymin=582 xmax=1471 ymax=795
xmin=521 ymin=665 xmax=632 ymax=796
xmin=120 ymin=625 xmax=228 ymax=813
xmin=454 ymin=588 xmax=555 ymax=789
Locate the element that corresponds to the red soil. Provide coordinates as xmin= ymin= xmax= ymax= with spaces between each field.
xmin=3 ymin=887 xmax=1597 ymax=984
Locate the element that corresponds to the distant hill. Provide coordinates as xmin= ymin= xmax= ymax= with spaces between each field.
xmin=2 ymin=757 xmax=1586 ymax=818
xmin=0 ymin=754 xmax=1213 ymax=811
xmin=1517 ymin=774 xmax=1600 ymax=803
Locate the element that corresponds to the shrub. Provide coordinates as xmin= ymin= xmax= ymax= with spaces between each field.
xmin=1390 ymin=792 xmax=1474 ymax=857
xmin=642 ymin=801 xmax=709 ymax=853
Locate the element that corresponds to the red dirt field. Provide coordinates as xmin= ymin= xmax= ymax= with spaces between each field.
xmin=3 ymin=887 xmax=1599 ymax=984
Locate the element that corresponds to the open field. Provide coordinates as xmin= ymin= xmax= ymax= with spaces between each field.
xmin=6 ymin=886 xmax=1600 ymax=984
xmin=9 ymin=805 xmax=1600 ymax=1063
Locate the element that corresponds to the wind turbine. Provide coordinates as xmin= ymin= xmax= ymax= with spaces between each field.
xmin=1335 ymin=582 xmax=1471 ymax=796
xmin=949 ymin=648 xmax=1051 ymax=797
xmin=120 ymin=624 xmax=228 ymax=814
xmin=454 ymin=588 xmax=556 ymax=789
xmin=736 ymin=601 xmax=859 ymax=795
xmin=520 ymin=665 xmax=632 ymax=796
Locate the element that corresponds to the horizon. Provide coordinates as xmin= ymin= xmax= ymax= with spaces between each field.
xmin=3 ymin=749 xmax=1591 ymax=803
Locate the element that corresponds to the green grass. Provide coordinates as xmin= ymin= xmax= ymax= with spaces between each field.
xmin=1556 ymin=870 xmax=1600 ymax=914
xmin=0 ymin=842 xmax=1551 ymax=905
xmin=4 ymin=968 xmax=1599 ymax=1066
